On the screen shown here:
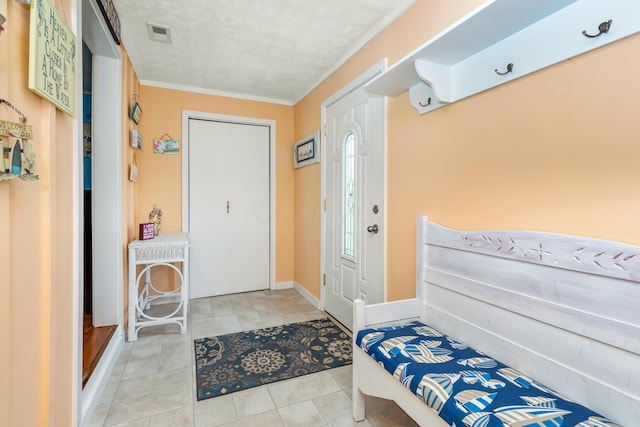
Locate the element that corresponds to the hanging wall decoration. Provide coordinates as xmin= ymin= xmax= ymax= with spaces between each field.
xmin=153 ymin=133 xmax=180 ymax=154
xmin=129 ymin=153 xmax=138 ymax=182
xmin=28 ymin=0 xmax=76 ymax=115
xmin=131 ymin=101 xmax=142 ymax=125
xmin=131 ymin=128 xmax=141 ymax=150
xmin=0 ymin=99 xmax=39 ymax=182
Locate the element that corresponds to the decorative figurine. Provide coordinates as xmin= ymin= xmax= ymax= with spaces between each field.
xmin=149 ymin=204 xmax=162 ymax=236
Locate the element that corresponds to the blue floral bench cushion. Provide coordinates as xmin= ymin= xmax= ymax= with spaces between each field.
xmin=355 ymin=321 xmax=621 ymax=427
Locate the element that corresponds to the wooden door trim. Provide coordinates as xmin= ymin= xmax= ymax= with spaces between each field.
xmin=181 ymin=111 xmax=276 ymax=291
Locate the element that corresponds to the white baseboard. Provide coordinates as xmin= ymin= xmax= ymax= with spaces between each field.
xmin=274 ymin=281 xmax=294 ymax=290
xmin=293 ymin=281 xmax=321 ymax=310
xmin=79 ymin=325 xmax=124 ymax=427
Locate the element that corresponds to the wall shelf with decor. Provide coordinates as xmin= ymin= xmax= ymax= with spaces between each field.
xmin=365 ymin=0 xmax=640 ymax=115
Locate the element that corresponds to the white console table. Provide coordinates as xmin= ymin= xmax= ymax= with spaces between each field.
xmin=127 ymin=232 xmax=190 ymax=341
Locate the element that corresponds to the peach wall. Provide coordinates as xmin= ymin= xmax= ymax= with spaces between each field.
xmin=137 ymin=86 xmax=295 ymax=284
xmin=294 ymin=0 xmax=640 ymax=302
xmin=1 ymin=1 xmax=77 ymax=425
xmin=385 ymin=28 xmax=640 ymax=301
xmin=292 ymin=0 xmax=484 ymax=299
xmin=293 ymin=164 xmax=322 ymax=298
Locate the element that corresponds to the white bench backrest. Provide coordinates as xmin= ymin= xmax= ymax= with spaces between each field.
xmin=417 ymin=216 xmax=640 ymax=425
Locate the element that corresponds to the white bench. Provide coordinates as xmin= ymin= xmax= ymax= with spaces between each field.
xmin=353 ymin=216 xmax=640 ymax=426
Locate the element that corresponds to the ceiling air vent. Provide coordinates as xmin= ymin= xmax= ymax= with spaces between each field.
xmin=147 ymin=23 xmax=172 ymax=44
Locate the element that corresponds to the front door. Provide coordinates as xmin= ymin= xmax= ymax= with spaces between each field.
xmin=324 ymin=68 xmax=385 ymax=330
xmin=188 ymin=119 xmax=270 ymax=298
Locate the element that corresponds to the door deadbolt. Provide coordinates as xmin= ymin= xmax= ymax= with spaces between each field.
xmin=372 ymin=204 xmax=379 ymax=214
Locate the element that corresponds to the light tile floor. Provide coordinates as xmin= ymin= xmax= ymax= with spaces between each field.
xmin=87 ymin=288 xmax=418 ymax=427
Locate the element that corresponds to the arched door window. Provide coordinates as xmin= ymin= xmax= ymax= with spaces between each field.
xmin=342 ymin=132 xmax=356 ymax=259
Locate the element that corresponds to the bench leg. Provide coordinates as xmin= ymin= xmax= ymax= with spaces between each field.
xmin=352 ymin=384 xmax=365 ymax=422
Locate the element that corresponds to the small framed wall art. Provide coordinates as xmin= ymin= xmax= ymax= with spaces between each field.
xmin=129 ymin=153 xmax=138 ymax=182
xmin=131 ymin=102 xmax=142 ymax=125
xmin=130 ymin=128 xmax=141 ymax=150
xmin=153 ymin=135 xmax=180 ymax=154
xmin=293 ymin=131 xmax=320 ymax=169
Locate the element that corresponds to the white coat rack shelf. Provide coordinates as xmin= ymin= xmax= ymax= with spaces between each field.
xmin=365 ymin=0 xmax=640 ymax=114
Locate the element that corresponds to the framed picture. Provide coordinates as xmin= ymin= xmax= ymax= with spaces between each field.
xmin=131 ymin=102 xmax=142 ymax=125
xmin=96 ymin=0 xmax=121 ymax=45
xmin=153 ymin=138 xmax=180 ymax=154
xmin=293 ymin=131 xmax=320 ymax=169
xmin=130 ymin=128 xmax=141 ymax=150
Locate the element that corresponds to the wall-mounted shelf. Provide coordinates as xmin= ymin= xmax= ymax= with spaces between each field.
xmin=365 ymin=0 xmax=640 ymax=115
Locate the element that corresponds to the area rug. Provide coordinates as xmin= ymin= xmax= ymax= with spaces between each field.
xmin=194 ymin=318 xmax=352 ymax=401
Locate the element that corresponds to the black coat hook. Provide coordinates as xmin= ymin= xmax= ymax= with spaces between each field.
xmin=419 ymin=97 xmax=431 ymax=107
xmin=582 ymin=20 xmax=612 ymax=38
xmin=495 ymin=63 xmax=513 ymax=76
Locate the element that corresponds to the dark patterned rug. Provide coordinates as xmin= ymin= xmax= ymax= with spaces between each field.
xmin=194 ymin=318 xmax=352 ymax=401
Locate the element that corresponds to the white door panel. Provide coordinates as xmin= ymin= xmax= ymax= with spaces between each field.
xmin=324 ymin=76 xmax=385 ymax=330
xmin=189 ymin=120 xmax=269 ymax=298
xmin=190 ymin=120 xmax=232 ymax=297
xmin=229 ymin=124 xmax=270 ymax=294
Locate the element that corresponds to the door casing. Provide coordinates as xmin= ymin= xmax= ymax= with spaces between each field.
xmin=78 ymin=0 xmax=124 ymax=422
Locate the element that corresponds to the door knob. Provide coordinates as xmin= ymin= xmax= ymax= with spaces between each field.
xmin=367 ymin=224 xmax=379 ymax=234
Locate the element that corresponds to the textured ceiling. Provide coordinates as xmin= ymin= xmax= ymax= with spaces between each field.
xmin=111 ymin=0 xmax=415 ymax=104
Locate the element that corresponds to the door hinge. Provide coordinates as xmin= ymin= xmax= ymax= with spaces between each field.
xmin=323 ymin=198 xmax=327 ymax=211
xmin=322 ymin=124 xmax=327 ymax=136
xmin=323 ymin=274 xmax=326 ymax=286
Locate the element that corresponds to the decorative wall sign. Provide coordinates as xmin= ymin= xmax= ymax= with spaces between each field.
xmin=139 ymin=223 xmax=155 ymax=240
xmin=293 ymin=131 xmax=320 ymax=168
xmin=153 ymin=138 xmax=179 ymax=154
xmin=28 ymin=0 xmax=76 ymax=115
xmin=0 ymin=120 xmax=33 ymax=139
xmin=0 ymin=99 xmax=38 ymax=182
xmin=153 ymin=134 xmax=179 ymax=154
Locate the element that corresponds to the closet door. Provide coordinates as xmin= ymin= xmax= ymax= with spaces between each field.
xmin=188 ymin=119 xmax=270 ymax=298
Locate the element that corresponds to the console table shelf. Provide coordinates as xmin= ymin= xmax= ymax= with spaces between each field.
xmin=127 ymin=233 xmax=190 ymax=341
xmin=365 ymin=0 xmax=640 ymax=114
